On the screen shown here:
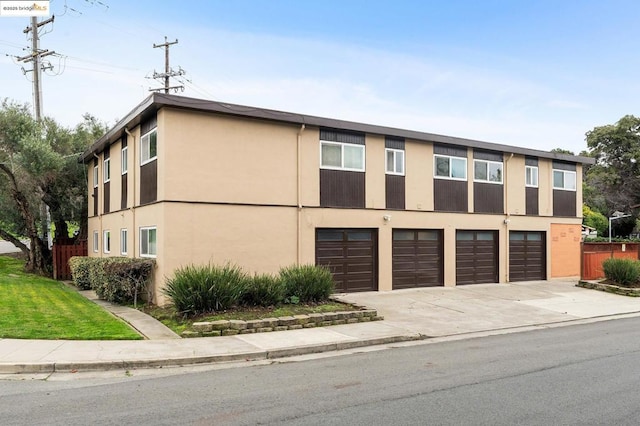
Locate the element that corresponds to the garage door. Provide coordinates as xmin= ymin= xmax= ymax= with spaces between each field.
xmin=392 ymin=229 xmax=443 ymax=289
xmin=456 ymin=230 xmax=498 ymax=285
xmin=509 ymin=231 xmax=546 ymax=282
xmin=316 ymin=229 xmax=377 ymax=293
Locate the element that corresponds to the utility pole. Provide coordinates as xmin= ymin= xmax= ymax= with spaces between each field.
xmin=18 ymin=16 xmax=55 ymax=120
xmin=150 ymin=36 xmax=185 ymax=93
xmin=17 ymin=15 xmax=56 ymax=247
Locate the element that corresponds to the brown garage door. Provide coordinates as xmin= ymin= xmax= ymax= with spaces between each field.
xmin=509 ymin=231 xmax=546 ymax=282
xmin=456 ymin=230 xmax=498 ymax=285
xmin=392 ymin=229 xmax=444 ymax=289
xmin=316 ymin=229 xmax=377 ymax=293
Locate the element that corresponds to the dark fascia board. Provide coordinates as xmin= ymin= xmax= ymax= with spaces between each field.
xmin=81 ymin=93 xmax=595 ymax=165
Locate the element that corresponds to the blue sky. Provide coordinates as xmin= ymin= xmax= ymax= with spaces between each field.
xmin=1 ymin=0 xmax=640 ymax=154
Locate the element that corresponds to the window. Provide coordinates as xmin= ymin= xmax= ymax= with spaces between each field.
xmin=121 ymin=146 xmax=128 ymax=175
xmin=385 ymin=148 xmax=405 ymax=175
xmin=553 ymin=169 xmax=576 ymax=191
xmin=93 ymin=231 xmax=98 ymax=253
xmin=103 ymin=158 xmax=110 ymax=183
xmin=120 ymin=228 xmax=128 ymax=255
xmin=140 ymin=227 xmax=157 ymax=257
xmin=103 ymin=230 xmax=111 ymax=253
xmin=141 ymin=128 xmax=157 ymax=165
xmin=434 ymin=155 xmax=467 ymax=180
xmin=93 ymin=165 xmax=98 ymax=188
xmin=474 ymin=160 xmax=503 ymax=184
xmin=320 ymin=141 xmax=365 ymax=172
xmin=526 ymin=165 xmax=538 ymax=187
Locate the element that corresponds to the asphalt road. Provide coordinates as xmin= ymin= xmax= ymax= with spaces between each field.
xmin=2 ymin=317 xmax=640 ymax=425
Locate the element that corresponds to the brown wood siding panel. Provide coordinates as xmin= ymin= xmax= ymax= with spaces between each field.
xmin=140 ymin=160 xmax=157 ymax=205
xmin=121 ymin=173 xmax=128 ymax=209
xmin=509 ymin=232 xmax=546 ymax=282
xmin=552 ymin=161 xmax=576 ymax=171
xmin=315 ymin=229 xmax=377 ymax=293
xmin=141 ymin=114 xmax=157 ymax=135
xmin=473 ymin=150 xmax=503 ymax=161
xmin=385 ymin=137 xmax=405 ymax=149
xmin=526 ymin=187 xmax=539 ymax=215
xmin=474 ymin=182 xmax=503 ymax=214
xmin=392 ymin=230 xmax=443 ymax=289
xmin=456 ymin=231 xmax=498 ymax=285
xmin=319 ymin=129 xmax=365 ymax=144
xmin=434 ymin=179 xmax=467 ymax=212
xmin=320 ymin=169 xmax=365 ymax=208
xmin=386 ymin=174 xmax=405 ymax=210
xmin=553 ymin=190 xmax=576 ymax=217
xmin=103 ymin=182 xmax=110 ymax=214
xmin=525 ymin=157 xmax=538 ymax=166
xmin=434 ymin=144 xmax=467 ymax=157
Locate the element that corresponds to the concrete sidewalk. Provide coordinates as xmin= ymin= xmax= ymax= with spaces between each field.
xmin=2 ymin=279 xmax=640 ymax=375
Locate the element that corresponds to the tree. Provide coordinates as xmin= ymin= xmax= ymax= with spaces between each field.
xmin=0 ymin=100 xmax=107 ymax=274
xmin=584 ymin=115 xmax=640 ymax=220
xmin=582 ymin=205 xmax=608 ymax=237
xmin=551 ymin=148 xmax=575 ymax=155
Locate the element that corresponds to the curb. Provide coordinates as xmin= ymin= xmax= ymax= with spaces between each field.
xmin=0 ymin=333 xmax=423 ymax=375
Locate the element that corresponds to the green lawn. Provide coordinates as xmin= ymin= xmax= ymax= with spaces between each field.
xmin=0 ymin=256 xmax=141 ymax=340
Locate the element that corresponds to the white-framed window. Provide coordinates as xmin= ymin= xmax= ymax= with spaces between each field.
xmin=434 ymin=154 xmax=467 ymax=180
xmin=120 ymin=228 xmax=128 ymax=255
xmin=140 ymin=226 xmax=157 ymax=258
xmin=103 ymin=158 xmax=111 ymax=183
xmin=385 ymin=148 xmax=405 ymax=175
xmin=121 ymin=146 xmax=128 ymax=175
xmin=93 ymin=165 xmax=98 ymax=188
xmin=553 ymin=169 xmax=576 ymax=191
xmin=474 ymin=159 xmax=503 ymax=184
xmin=103 ymin=230 xmax=111 ymax=253
xmin=320 ymin=141 xmax=365 ymax=172
xmin=526 ymin=165 xmax=539 ymax=187
xmin=140 ymin=128 xmax=157 ymax=165
xmin=92 ymin=231 xmax=99 ymax=253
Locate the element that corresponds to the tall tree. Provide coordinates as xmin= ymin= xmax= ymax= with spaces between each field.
xmin=584 ymin=115 xmax=640 ymax=218
xmin=0 ymin=100 xmax=107 ymax=274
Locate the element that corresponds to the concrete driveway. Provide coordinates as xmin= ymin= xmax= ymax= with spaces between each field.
xmin=333 ymin=280 xmax=640 ymax=337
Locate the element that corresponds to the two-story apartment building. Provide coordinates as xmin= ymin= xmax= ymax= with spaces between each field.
xmin=81 ymin=93 xmax=594 ymax=305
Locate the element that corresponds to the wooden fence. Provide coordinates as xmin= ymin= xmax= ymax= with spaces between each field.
xmin=581 ymin=242 xmax=640 ymax=280
xmin=52 ymin=239 xmax=87 ymax=280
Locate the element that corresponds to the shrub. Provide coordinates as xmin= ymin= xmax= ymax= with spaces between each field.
xmin=100 ymin=259 xmax=155 ymax=305
xmin=602 ymin=258 xmax=640 ymax=286
xmin=69 ymin=256 xmax=92 ymax=289
xmin=241 ymin=273 xmax=286 ymax=307
xmin=280 ymin=264 xmax=334 ymax=303
xmin=164 ymin=263 xmax=248 ymax=316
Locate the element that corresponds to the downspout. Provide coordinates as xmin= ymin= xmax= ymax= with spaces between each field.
xmin=504 ymin=153 xmax=514 ymax=282
xmin=297 ymin=124 xmax=305 ymax=265
xmin=93 ymin=153 xmax=103 ymax=258
xmin=125 ymin=128 xmax=136 ymax=258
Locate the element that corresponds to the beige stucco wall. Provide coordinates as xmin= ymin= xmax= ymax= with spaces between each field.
xmin=538 ymin=159 xmax=553 ymax=217
xmin=505 ymin=154 xmax=526 ymax=215
xmin=405 ymin=140 xmax=433 ymax=211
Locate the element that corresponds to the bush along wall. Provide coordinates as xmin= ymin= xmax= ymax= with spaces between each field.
xmin=69 ymin=257 xmax=155 ymax=305
xmin=164 ymin=263 xmax=337 ymax=318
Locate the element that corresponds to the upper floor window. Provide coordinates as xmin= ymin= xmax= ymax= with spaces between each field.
xmin=320 ymin=141 xmax=365 ymax=172
xmin=474 ymin=159 xmax=502 ymax=184
xmin=553 ymin=169 xmax=576 ymax=191
xmin=121 ymin=146 xmax=128 ymax=175
xmin=141 ymin=128 xmax=157 ymax=165
xmin=140 ymin=226 xmax=157 ymax=258
xmin=93 ymin=165 xmax=98 ymax=188
xmin=434 ymin=154 xmax=467 ymax=180
xmin=385 ymin=148 xmax=405 ymax=175
xmin=103 ymin=158 xmax=111 ymax=183
xmin=526 ymin=165 xmax=538 ymax=187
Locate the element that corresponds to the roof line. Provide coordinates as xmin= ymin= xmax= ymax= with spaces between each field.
xmin=81 ymin=93 xmax=595 ymax=165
